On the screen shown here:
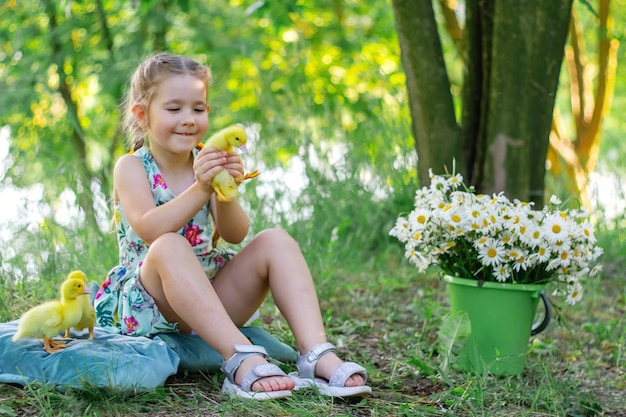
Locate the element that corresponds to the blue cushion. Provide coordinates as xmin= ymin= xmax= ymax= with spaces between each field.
xmin=0 ymin=321 xmax=295 ymax=392
xmin=155 ymin=327 xmax=296 ymax=372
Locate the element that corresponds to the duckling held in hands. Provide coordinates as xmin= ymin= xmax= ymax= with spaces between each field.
xmin=63 ymin=270 xmax=96 ymax=340
xmin=201 ymin=124 xmax=260 ymax=202
xmin=12 ymin=277 xmax=91 ymax=354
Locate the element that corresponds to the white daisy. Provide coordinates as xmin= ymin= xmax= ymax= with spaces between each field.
xmin=565 ymin=282 xmax=583 ymax=305
xmin=512 ymin=249 xmax=530 ymax=272
xmin=405 ymin=246 xmax=428 ymax=271
xmin=590 ymin=264 xmax=603 ymax=277
xmin=576 ymin=220 xmax=597 ymax=245
xmin=493 ymin=265 xmax=511 ymax=282
xmin=408 ymin=208 xmax=430 ymax=231
xmin=556 ymin=247 xmax=572 ymax=267
xmin=533 ymin=244 xmax=552 ymax=263
xmin=477 ymin=238 xmax=506 ymax=267
xmin=447 ymin=173 xmax=464 ymax=189
xmin=541 ymin=213 xmax=570 ymax=243
xmin=549 ymin=195 xmax=562 ymax=205
xmin=389 ymin=217 xmax=411 ymax=242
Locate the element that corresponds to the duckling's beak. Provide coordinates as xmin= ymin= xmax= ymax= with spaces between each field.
xmin=239 ymin=144 xmax=249 ymax=154
xmin=82 ymin=287 xmax=92 ymax=295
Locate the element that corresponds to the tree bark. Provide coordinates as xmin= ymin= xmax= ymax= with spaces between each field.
xmin=391 ymin=0 xmax=463 ymax=186
xmin=392 ymin=0 xmax=573 ymax=206
xmin=479 ymin=0 xmax=572 ymax=205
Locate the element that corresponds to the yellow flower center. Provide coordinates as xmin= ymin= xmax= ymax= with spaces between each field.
xmin=552 ymin=224 xmax=562 ymax=234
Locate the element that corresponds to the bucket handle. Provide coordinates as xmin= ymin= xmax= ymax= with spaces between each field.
xmin=530 ymin=290 xmax=552 ymax=336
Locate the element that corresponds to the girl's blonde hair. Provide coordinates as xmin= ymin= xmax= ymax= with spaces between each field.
xmin=122 ymin=52 xmax=212 ymax=151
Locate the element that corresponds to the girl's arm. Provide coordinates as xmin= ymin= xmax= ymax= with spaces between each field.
xmin=114 ymin=154 xmax=213 ymax=244
xmin=212 ymin=196 xmax=249 ymax=244
xmin=208 ymin=152 xmax=250 ymax=244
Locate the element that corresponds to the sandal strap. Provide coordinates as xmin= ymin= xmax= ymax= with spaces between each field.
xmin=328 ymin=362 xmax=368 ymax=387
xmin=296 ymin=342 xmax=337 ymax=379
xmin=221 ymin=344 xmax=268 ymax=384
xmin=240 ymin=363 xmax=288 ymax=392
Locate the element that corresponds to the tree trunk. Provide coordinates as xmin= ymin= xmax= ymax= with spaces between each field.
xmin=390 ymin=0 xmax=464 ymax=186
xmin=478 ymin=0 xmax=572 ymax=205
xmin=392 ymin=0 xmax=573 ymax=206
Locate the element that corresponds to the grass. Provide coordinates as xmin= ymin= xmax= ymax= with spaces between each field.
xmin=1 ymin=227 xmax=625 ymax=416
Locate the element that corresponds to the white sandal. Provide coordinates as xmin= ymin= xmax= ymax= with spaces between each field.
xmin=221 ymin=344 xmax=292 ymax=400
xmin=289 ymin=342 xmax=372 ymax=397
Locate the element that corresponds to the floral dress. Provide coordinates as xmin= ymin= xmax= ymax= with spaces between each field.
xmin=94 ymin=146 xmax=236 ymax=336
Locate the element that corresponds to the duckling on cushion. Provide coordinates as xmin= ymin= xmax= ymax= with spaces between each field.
xmin=12 ymin=277 xmax=90 ymax=354
xmin=63 ymin=270 xmax=96 ymax=340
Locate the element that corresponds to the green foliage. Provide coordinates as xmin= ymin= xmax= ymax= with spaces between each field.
xmin=0 ymin=0 xmax=412 ymax=282
xmin=0 ymin=1 xmax=625 ymax=415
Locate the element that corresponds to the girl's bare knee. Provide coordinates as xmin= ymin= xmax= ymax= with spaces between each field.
xmin=255 ymin=228 xmax=297 ymax=247
xmin=143 ymin=233 xmax=192 ymax=279
xmin=148 ymin=232 xmax=190 ymax=255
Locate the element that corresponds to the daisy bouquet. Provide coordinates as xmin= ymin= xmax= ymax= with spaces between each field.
xmin=390 ymin=171 xmax=603 ymax=305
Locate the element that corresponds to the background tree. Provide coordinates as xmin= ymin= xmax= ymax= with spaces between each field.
xmin=548 ymin=0 xmax=619 ymax=210
xmin=392 ymin=0 xmax=574 ymax=206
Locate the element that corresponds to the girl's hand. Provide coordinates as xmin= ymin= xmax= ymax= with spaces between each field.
xmin=222 ymin=153 xmax=245 ymax=179
xmin=193 ymin=146 xmax=245 ymax=193
xmin=193 ymin=146 xmax=227 ymax=193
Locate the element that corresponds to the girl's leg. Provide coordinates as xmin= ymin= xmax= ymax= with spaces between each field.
xmin=139 ymin=232 xmax=294 ymax=393
xmin=212 ymin=228 xmax=365 ymax=387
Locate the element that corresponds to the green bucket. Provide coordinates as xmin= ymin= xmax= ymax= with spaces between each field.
xmin=443 ymin=275 xmax=552 ymax=376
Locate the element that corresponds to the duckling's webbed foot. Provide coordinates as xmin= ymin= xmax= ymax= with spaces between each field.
xmin=43 ymin=338 xmax=66 ymax=354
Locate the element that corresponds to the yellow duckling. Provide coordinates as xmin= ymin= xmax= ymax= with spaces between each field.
xmin=12 ymin=276 xmax=91 ymax=354
xmin=63 ymin=270 xmax=96 ymax=340
xmin=201 ymin=124 xmax=259 ymax=202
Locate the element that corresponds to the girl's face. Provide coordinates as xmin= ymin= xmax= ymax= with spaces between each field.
xmin=140 ymin=74 xmax=209 ymax=154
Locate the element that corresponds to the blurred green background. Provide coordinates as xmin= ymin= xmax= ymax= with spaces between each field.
xmin=0 ymin=0 xmax=624 ymax=305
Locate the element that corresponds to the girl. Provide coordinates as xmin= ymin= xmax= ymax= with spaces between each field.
xmin=94 ymin=52 xmax=371 ymax=400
